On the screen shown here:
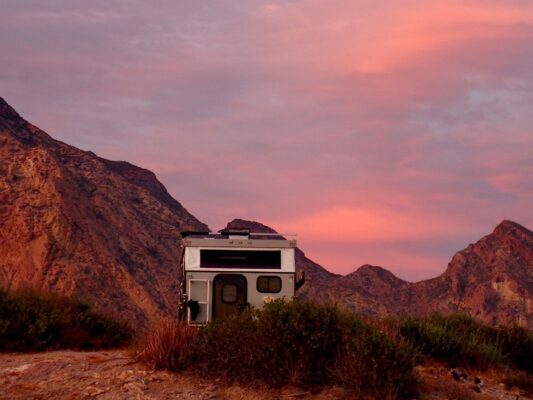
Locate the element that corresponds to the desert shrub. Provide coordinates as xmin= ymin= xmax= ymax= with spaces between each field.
xmin=399 ymin=313 xmax=503 ymax=369
xmin=331 ymin=313 xmax=419 ymax=399
xmin=256 ymin=299 xmax=344 ymax=385
xmin=399 ymin=314 xmax=502 ymax=369
xmin=135 ymin=319 xmax=197 ymax=370
xmin=399 ymin=313 xmax=533 ymax=372
xmin=191 ymin=310 xmax=263 ymax=380
xmin=191 ymin=300 xmax=343 ymax=386
xmin=0 ymin=288 xmax=131 ymax=351
xmin=490 ymin=325 xmax=533 ymax=373
xmin=191 ymin=299 xmax=419 ymax=399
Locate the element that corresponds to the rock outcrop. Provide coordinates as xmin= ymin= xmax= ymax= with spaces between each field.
xmin=407 ymin=220 xmax=533 ymax=326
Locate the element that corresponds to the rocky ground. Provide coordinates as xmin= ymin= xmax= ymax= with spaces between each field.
xmin=0 ymin=350 xmax=530 ymax=400
xmin=0 ymin=350 xmax=347 ymax=400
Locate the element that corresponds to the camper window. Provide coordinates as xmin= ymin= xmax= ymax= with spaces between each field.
xmin=257 ymin=276 xmax=282 ymax=293
xmin=222 ymin=284 xmax=238 ymax=303
xmin=200 ymin=249 xmax=281 ymax=269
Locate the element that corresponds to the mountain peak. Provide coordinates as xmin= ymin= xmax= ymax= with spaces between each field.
xmin=348 ymin=264 xmax=408 ymax=287
xmin=223 ymin=219 xmax=278 ymax=234
xmin=356 ymin=264 xmax=390 ymax=274
xmin=0 ymin=97 xmax=22 ymax=122
xmin=493 ymin=219 xmax=532 ymax=237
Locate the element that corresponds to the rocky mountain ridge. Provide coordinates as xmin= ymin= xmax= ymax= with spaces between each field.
xmin=0 ymin=97 xmax=207 ymax=325
xmin=225 ymin=219 xmax=532 ymax=327
xmin=1 ymin=97 xmax=531 ymax=327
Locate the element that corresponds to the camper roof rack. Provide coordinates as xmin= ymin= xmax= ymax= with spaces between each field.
xmin=180 ymin=231 xmax=210 ymax=238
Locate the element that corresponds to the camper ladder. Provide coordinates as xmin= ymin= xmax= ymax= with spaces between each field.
xmin=187 ymin=279 xmax=211 ymax=324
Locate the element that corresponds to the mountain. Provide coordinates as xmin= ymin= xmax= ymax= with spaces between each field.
xmin=224 ymin=219 xmax=533 ymax=327
xmin=0 ymin=97 xmax=208 ymax=325
xmin=324 ymin=265 xmax=410 ymax=316
xmin=407 ymin=220 xmax=533 ymax=326
xmin=1 ymin=97 xmax=531 ymax=327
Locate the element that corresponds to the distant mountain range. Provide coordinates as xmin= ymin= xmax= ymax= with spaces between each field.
xmin=226 ymin=219 xmax=532 ymax=327
xmin=1 ymin=97 xmax=531 ymax=327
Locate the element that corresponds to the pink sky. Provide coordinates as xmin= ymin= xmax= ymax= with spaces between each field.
xmin=1 ymin=1 xmax=532 ymax=280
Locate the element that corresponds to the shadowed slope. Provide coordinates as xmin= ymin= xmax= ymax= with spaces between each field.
xmin=0 ymin=97 xmax=208 ymax=325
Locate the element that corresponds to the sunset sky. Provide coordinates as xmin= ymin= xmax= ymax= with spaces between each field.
xmin=1 ymin=1 xmax=532 ymax=280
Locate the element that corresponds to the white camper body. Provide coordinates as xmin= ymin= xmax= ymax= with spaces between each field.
xmin=180 ymin=230 xmax=299 ymax=324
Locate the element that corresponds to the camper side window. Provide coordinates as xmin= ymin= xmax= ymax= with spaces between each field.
xmin=257 ymin=276 xmax=282 ymax=293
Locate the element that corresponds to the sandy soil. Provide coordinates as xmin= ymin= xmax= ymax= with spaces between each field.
xmin=0 ymin=350 xmax=530 ymax=400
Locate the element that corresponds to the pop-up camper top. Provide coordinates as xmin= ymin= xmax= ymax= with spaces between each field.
xmin=179 ymin=229 xmax=304 ymax=324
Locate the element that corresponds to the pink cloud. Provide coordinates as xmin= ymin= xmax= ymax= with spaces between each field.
xmin=488 ymin=173 xmax=531 ymax=193
xmin=1 ymin=1 xmax=532 ymax=279
xmin=268 ymin=206 xmax=479 ymax=243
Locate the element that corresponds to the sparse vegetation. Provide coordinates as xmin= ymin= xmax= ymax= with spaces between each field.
xmin=10 ymin=287 xmax=529 ymax=400
xmin=398 ymin=313 xmax=533 ymax=372
xmin=137 ymin=305 xmax=533 ymax=398
xmin=492 ymin=323 xmax=533 ymax=373
xmin=138 ymin=299 xmax=419 ymax=399
xmin=192 ymin=300 xmax=347 ymax=386
xmin=135 ymin=319 xmax=197 ymax=370
xmin=331 ymin=323 xmax=418 ymax=399
xmin=0 ymin=288 xmax=131 ymax=351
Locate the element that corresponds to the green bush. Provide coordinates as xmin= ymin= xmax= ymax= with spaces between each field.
xmin=191 ymin=300 xmax=341 ymax=386
xmin=399 ymin=313 xmax=533 ymax=372
xmin=491 ymin=324 xmax=533 ymax=373
xmin=0 ymin=288 xmax=131 ymax=351
xmin=332 ymin=313 xmax=419 ymax=399
xmin=189 ymin=299 xmax=418 ymax=399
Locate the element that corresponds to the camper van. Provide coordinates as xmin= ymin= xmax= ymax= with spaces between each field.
xmin=179 ymin=229 xmax=304 ymax=324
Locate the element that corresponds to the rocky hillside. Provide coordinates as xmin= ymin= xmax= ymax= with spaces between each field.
xmin=1 ymin=97 xmax=530 ymax=328
xmin=408 ymin=220 xmax=533 ymax=326
xmin=0 ymin=97 xmax=208 ymax=325
xmin=225 ymin=219 xmax=533 ymax=327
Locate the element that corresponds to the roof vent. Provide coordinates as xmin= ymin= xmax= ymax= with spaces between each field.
xmin=220 ymin=228 xmax=250 ymax=239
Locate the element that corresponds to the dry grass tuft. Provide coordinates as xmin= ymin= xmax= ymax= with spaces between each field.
xmin=135 ymin=319 xmax=197 ymax=370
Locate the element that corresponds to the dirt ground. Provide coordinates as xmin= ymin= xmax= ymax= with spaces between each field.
xmin=416 ymin=364 xmax=529 ymax=400
xmin=0 ymin=350 xmax=349 ymax=400
xmin=0 ymin=350 xmax=530 ymax=400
